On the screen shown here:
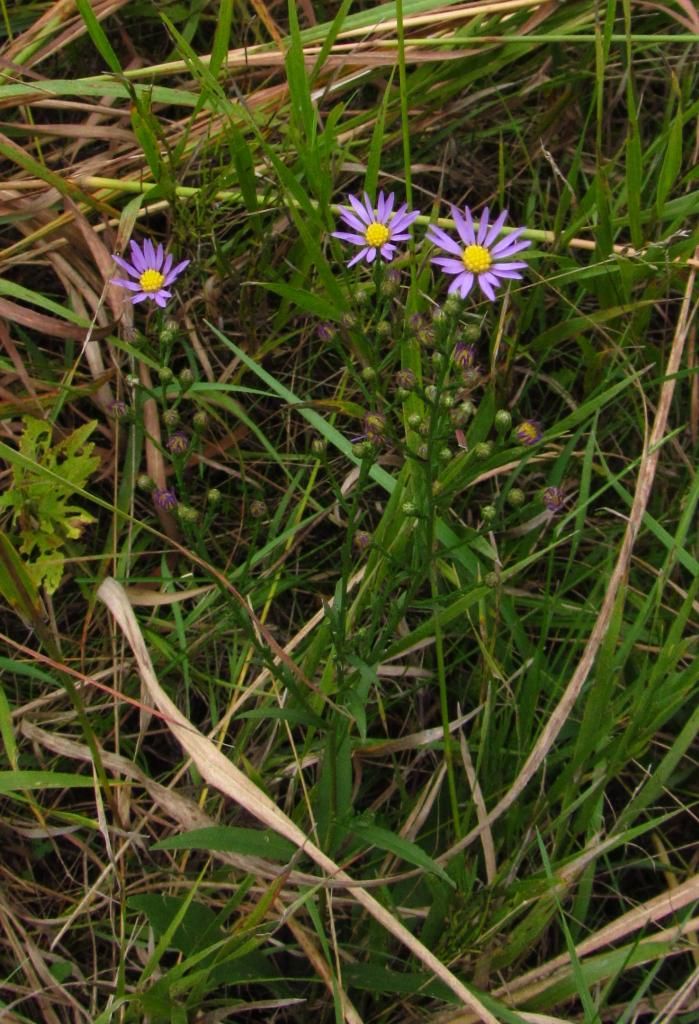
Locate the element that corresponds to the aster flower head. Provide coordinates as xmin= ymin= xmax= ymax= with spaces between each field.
xmin=166 ymin=431 xmax=189 ymax=455
xmin=332 ymin=190 xmax=420 ymax=268
xmin=112 ymin=238 xmax=189 ymax=308
xmin=152 ymin=487 xmax=178 ymax=511
xmin=427 ymin=206 xmax=531 ymax=302
xmin=515 ymin=420 xmax=543 ymax=446
xmin=543 ymin=486 xmax=566 ymax=513
xmin=453 ymin=342 xmax=478 ymax=371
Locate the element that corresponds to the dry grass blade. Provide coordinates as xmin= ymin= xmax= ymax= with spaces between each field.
xmin=97 ymin=576 xmax=501 ymax=1022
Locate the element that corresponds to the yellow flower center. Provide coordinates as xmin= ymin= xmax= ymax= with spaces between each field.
xmin=462 ymin=244 xmax=492 ymax=274
xmin=139 ymin=268 xmax=166 ymax=292
xmin=365 ymin=222 xmax=390 ymax=248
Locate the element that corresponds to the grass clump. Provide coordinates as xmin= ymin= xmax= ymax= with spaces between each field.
xmin=0 ymin=2 xmax=697 ymax=1023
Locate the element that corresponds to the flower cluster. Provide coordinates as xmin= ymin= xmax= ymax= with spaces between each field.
xmin=332 ymin=191 xmax=532 ymax=303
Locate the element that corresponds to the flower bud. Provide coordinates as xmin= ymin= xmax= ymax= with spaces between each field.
xmin=159 ymin=319 xmax=179 ymax=344
xmin=407 ymin=413 xmax=422 ymax=430
xmin=158 ymin=366 xmax=174 ymax=383
xmin=353 ymin=530 xmax=372 ymax=552
xmin=394 ymin=369 xmax=416 ymax=392
xmin=401 ymin=501 xmax=419 ymax=516
xmin=462 ymin=323 xmax=481 ymax=343
xmin=361 ymin=366 xmax=377 ymax=383
xmin=162 ymin=407 xmax=180 ymax=429
xmin=507 ymin=488 xmax=526 ymax=508
xmin=495 ymin=410 xmax=512 ymax=433
xmin=542 ymin=486 xmax=566 ymax=512
xmin=481 ymin=504 xmax=497 ymax=522
xmin=178 ymin=504 xmax=199 ymax=524
xmin=206 ymin=488 xmax=222 ymax=505
xmin=424 ymin=385 xmax=438 ymax=403
xmin=474 ymin=441 xmax=494 ymax=459
xmin=192 ymin=410 xmax=208 ymax=431
xmin=311 ymin=437 xmax=327 ymax=455
xmin=515 ymin=420 xmax=542 ymax=446
xmin=166 ymin=431 xmax=189 ymax=455
xmin=137 ymin=474 xmax=154 ymax=493
xmin=439 ymin=393 xmax=455 ymax=409
xmin=250 ymin=499 xmax=267 ymax=519
xmin=438 ymin=447 xmax=453 ymax=463
xmin=376 ymin=320 xmax=391 ymax=339
xmin=179 ymin=368 xmax=194 ymax=389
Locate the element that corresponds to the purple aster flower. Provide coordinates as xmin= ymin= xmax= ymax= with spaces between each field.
xmin=112 ymin=238 xmax=189 ymax=308
xmin=332 ymin=191 xmax=419 ymax=268
xmin=515 ymin=420 xmax=543 ymax=446
xmin=427 ymin=206 xmax=531 ymax=302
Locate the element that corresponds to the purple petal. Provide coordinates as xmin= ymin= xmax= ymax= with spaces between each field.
xmin=493 ymin=239 xmax=532 ymax=260
xmin=338 ymin=208 xmax=368 ymax=233
xmin=388 ymin=231 xmax=412 ymax=242
xmin=380 ymin=244 xmax=396 ymax=260
xmin=154 ymin=291 xmax=170 ymax=308
xmin=131 ymin=292 xmax=149 ymax=304
xmin=390 ymin=207 xmax=419 ymax=232
xmin=452 ymin=206 xmax=476 ymax=246
xmin=431 ymin=257 xmax=465 ymax=274
xmin=347 ymin=194 xmax=371 ymax=226
xmin=112 ymin=254 xmax=140 ymax=278
xmin=478 ymin=276 xmax=497 ymax=302
xmin=491 ymin=260 xmax=528 ymax=271
xmin=484 ymin=209 xmax=509 ymax=248
xmin=491 ymin=228 xmax=527 ymax=256
xmin=377 ymin=191 xmax=386 ymax=219
xmin=365 ymin=247 xmax=377 ymax=263
xmin=382 ymin=192 xmax=395 ymax=220
xmin=112 ymin=277 xmax=142 ymax=290
xmin=489 ymin=268 xmax=523 ymax=280
xmin=362 ymin=192 xmax=375 ymax=222
xmin=332 ymin=230 xmax=367 ymax=245
xmin=162 ymin=253 xmax=174 ymax=277
xmin=129 ymin=240 xmax=147 ymax=272
xmin=426 ymin=225 xmax=462 ymax=256
xmin=143 ymin=238 xmax=156 ymax=267
xmin=155 ymin=242 xmax=164 ymax=269
xmin=476 ymin=206 xmax=490 ymax=245
xmin=347 ymin=247 xmax=369 ymax=268
xmin=164 ymin=259 xmax=189 ymax=285
xmin=448 ymin=272 xmax=474 ymax=299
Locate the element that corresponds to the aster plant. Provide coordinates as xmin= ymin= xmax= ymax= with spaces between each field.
xmin=332 ymin=191 xmax=419 ymax=268
xmin=427 ymin=206 xmax=531 ymax=302
xmin=112 ymin=238 xmax=190 ymax=308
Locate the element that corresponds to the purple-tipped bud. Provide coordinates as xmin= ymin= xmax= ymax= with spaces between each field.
xmin=364 ymin=412 xmax=387 ymax=446
xmin=166 ymin=431 xmax=189 ymax=455
xmin=453 ymin=342 xmax=478 ymax=370
xmin=153 ymin=488 xmax=177 ymax=510
xmin=543 ymin=486 xmax=566 ymax=512
xmin=515 ymin=420 xmax=542 ymax=446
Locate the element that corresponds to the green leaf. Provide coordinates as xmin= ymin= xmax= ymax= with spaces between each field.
xmin=339 ymin=819 xmax=455 ymax=887
xmin=152 ymin=826 xmax=297 ymax=861
xmin=73 ymin=0 xmax=123 ymax=74
xmin=0 ymin=770 xmax=93 ymax=794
